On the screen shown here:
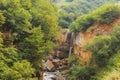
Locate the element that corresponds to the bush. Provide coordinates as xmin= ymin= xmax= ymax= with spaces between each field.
xmin=67 ymin=65 xmax=97 ymax=80
xmin=94 ymin=51 xmax=120 ymax=80
xmin=96 ymin=3 xmax=120 ymax=24
xmin=86 ymin=36 xmax=112 ymax=67
xmin=69 ymin=14 xmax=96 ymax=32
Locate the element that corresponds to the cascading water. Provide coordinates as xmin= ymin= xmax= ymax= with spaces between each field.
xmin=68 ymin=32 xmax=74 ymax=57
xmin=69 ymin=47 xmax=73 ymax=57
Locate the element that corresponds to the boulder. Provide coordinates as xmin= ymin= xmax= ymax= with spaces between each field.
xmin=44 ymin=60 xmax=55 ymax=71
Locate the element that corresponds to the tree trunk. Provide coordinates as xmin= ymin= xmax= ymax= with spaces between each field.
xmin=40 ymin=72 xmax=43 ymax=80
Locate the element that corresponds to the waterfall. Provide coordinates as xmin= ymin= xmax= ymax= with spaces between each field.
xmin=68 ymin=32 xmax=74 ymax=57
xmin=69 ymin=47 xmax=73 ymax=57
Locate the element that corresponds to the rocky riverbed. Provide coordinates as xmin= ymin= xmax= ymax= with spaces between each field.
xmin=43 ymin=58 xmax=68 ymax=80
xmin=43 ymin=71 xmax=66 ymax=80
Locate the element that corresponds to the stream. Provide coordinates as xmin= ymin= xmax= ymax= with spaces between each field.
xmin=43 ymin=71 xmax=66 ymax=80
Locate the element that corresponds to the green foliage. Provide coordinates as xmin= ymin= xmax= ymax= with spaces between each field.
xmin=19 ymin=27 xmax=45 ymax=70
xmin=94 ymin=51 xmax=120 ymax=80
xmin=17 ymin=0 xmax=59 ymax=73
xmin=57 ymin=0 xmax=118 ymax=28
xmin=0 ymin=0 xmax=59 ymax=79
xmin=70 ymin=14 xmax=96 ymax=32
xmin=67 ymin=64 xmax=84 ymax=79
xmin=87 ymin=36 xmax=113 ymax=67
xmin=67 ymin=23 xmax=120 ymax=80
xmin=67 ymin=54 xmax=78 ymax=63
xmin=87 ymin=23 xmax=120 ymax=67
xmin=12 ymin=60 xmax=35 ymax=79
xmin=0 ymin=60 xmax=35 ymax=80
xmin=67 ymin=54 xmax=96 ymax=80
xmin=20 ymin=0 xmax=32 ymax=9
xmin=67 ymin=65 xmax=96 ymax=80
xmin=0 ymin=12 xmax=5 ymax=26
xmin=0 ymin=0 xmax=59 ymax=41
xmin=82 ymin=23 xmax=120 ymax=79
xmin=94 ymin=3 xmax=120 ymax=24
xmin=0 ymin=0 xmax=32 ymax=30
xmin=70 ymin=3 xmax=120 ymax=32
xmin=0 ymin=33 xmax=35 ymax=80
xmin=30 ymin=0 xmax=59 ymax=40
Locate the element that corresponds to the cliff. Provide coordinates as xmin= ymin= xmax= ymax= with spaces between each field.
xmin=73 ymin=18 xmax=120 ymax=64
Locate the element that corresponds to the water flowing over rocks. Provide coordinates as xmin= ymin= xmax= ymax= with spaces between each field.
xmin=43 ymin=58 xmax=68 ymax=80
xmin=43 ymin=71 xmax=66 ymax=80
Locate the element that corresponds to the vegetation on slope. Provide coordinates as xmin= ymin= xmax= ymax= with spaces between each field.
xmin=0 ymin=32 xmax=35 ymax=80
xmin=57 ymin=0 xmax=119 ymax=28
xmin=70 ymin=3 xmax=120 ymax=32
xmin=63 ymin=2 xmax=120 ymax=80
xmin=67 ymin=23 xmax=120 ymax=80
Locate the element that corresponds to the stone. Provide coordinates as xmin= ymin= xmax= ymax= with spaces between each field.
xmin=44 ymin=60 xmax=55 ymax=71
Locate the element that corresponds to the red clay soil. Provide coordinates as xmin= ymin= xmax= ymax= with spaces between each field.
xmin=74 ymin=18 xmax=120 ymax=64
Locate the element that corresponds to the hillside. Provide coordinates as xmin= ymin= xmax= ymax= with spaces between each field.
xmin=70 ymin=3 xmax=120 ymax=32
xmin=66 ymin=3 xmax=120 ymax=80
xmin=53 ymin=0 xmax=119 ymax=28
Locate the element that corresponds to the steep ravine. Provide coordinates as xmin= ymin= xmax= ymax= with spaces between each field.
xmin=43 ymin=18 xmax=120 ymax=80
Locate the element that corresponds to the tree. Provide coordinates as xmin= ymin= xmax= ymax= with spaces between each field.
xmin=19 ymin=27 xmax=45 ymax=72
xmin=30 ymin=0 xmax=59 ymax=40
xmin=0 ymin=33 xmax=35 ymax=80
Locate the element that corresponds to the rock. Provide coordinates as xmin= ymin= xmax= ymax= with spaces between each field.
xmin=44 ymin=60 xmax=55 ymax=71
xmin=52 ymin=59 xmax=60 ymax=69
